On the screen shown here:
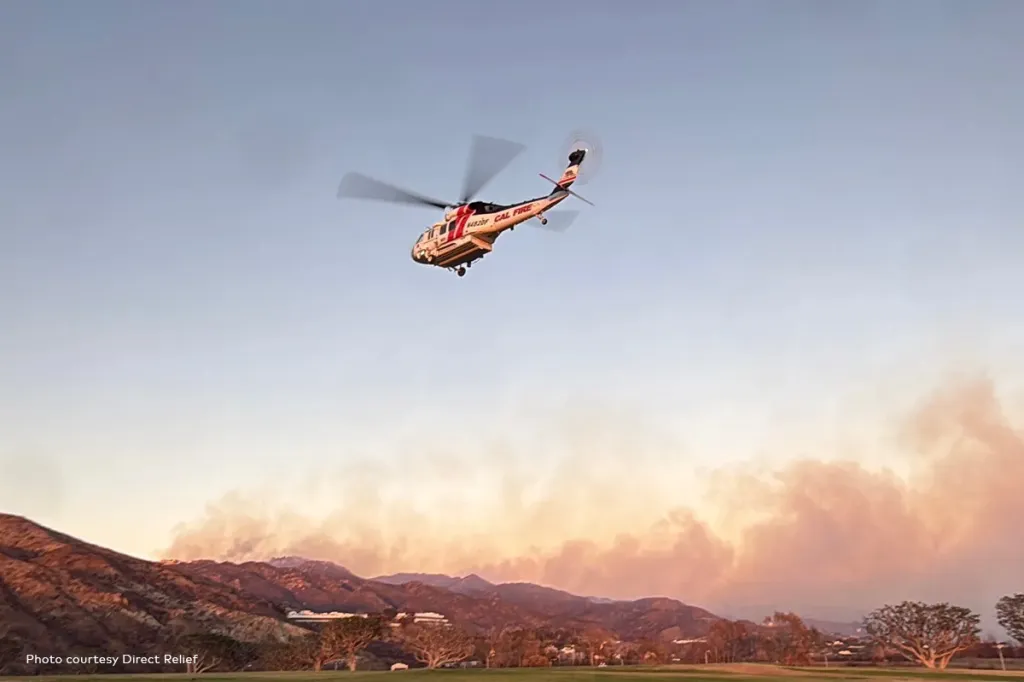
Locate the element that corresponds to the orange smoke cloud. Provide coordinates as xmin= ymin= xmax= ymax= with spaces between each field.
xmin=164 ymin=376 xmax=1024 ymax=622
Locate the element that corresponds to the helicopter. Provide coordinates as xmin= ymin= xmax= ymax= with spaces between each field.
xmin=336 ymin=133 xmax=598 ymax=276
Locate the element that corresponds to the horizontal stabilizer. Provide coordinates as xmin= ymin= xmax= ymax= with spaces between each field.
xmin=538 ymin=174 xmax=594 ymax=206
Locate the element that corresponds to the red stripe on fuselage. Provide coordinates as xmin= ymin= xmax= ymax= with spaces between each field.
xmin=447 ymin=206 xmax=474 ymax=241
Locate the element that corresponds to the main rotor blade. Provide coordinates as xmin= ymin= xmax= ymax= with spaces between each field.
xmin=459 ymin=135 xmax=527 ymax=203
xmin=533 ymin=210 xmax=580 ymax=233
xmin=337 ymin=172 xmax=450 ymax=209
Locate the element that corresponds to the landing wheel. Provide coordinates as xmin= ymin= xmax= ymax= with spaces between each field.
xmin=457 ymin=267 xmax=466 ymax=277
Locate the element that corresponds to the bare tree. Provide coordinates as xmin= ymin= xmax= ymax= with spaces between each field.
xmin=484 ymin=626 xmax=523 ymax=667
xmin=186 ymin=655 xmax=219 ymax=674
xmin=864 ymin=601 xmax=980 ymax=669
xmin=177 ymin=633 xmax=247 ymax=673
xmin=393 ymin=622 xmax=474 ymax=669
xmin=996 ymin=594 xmax=1024 ymax=645
xmin=485 ymin=626 xmax=512 ymax=668
xmin=320 ymin=616 xmax=385 ymax=671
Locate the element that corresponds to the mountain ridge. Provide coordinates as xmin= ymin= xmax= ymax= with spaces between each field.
xmin=373 ymin=571 xmax=496 ymax=594
xmin=373 ymin=571 xmax=630 ymax=606
xmin=0 ymin=513 xmax=726 ymax=659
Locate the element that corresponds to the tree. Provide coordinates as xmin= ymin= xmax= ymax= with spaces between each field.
xmin=864 ymin=601 xmax=980 ymax=669
xmin=488 ymin=626 xmax=531 ymax=667
xmin=265 ymin=632 xmax=330 ymax=671
xmin=580 ymin=626 xmax=612 ymax=666
xmin=635 ymin=638 xmax=668 ymax=665
xmin=176 ymin=632 xmax=256 ymax=673
xmin=256 ymin=636 xmax=317 ymax=671
xmin=320 ymin=615 xmax=385 ymax=671
xmin=758 ymin=612 xmax=818 ymax=665
xmin=480 ymin=626 xmax=514 ymax=667
xmin=553 ymin=628 xmax=588 ymax=665
xmin=522 ymin=629 xmax=546 ymax=665
xmin=522 ymin=652 xmax=551 ymax=667
xmin=708 ymin=619 xmax=753 ymax=663
xmin=996 ymin=594 xmax=1024 ymax=645
xmin=393 ymin=622 xmax=474 ymax=669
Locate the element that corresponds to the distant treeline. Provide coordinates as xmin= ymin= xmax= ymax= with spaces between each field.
xmin=3 ymin=594 xmax=1023 ymax=675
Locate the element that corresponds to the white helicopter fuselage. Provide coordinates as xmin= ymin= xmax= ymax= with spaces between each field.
xmin=411 ymin=191 xmax=570 ymax=270
xmin=411 ymin=148 xmax=587 ymax=274
xmin=337 ymin=134 xmax=595 ymax=277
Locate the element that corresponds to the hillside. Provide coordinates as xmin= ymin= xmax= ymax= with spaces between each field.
xmin=0 ymin=514 xmax=304 ymax=657
xmin=174 ymin=560 xmax=547 ymax=631
xmin=175 ymin=560 xmax=720 ymax=640
xmin=370 ymin=572 xmax=718 ymax=639
xmin=0 ymin=514 xmax=721 ymax=660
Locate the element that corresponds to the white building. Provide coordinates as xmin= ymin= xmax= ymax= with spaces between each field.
xmin=394 ymin=611 xmax=449 ymax=625
xmin=286 ymin=610 xmax=369 ymax=622
xmin=287 ymin=610 xmax=449 ymax=625
xmin=672 ymin=637 xmax=707 ymax=645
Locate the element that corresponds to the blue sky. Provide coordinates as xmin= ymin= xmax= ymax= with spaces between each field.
xmin=2 ymin=1 xmax=1023 ymax=620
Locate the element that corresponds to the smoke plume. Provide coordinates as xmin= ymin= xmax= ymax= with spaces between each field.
xmin=164 ymin=376 xmax=1023 ymax=624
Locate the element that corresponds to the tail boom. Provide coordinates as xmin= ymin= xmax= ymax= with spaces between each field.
xmin=539 ymin=173 xmax=594 ymax=206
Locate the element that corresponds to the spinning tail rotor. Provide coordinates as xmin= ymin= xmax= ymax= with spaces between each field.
xmin=537 ymin=128 xmax=603 ymax=205
xmin=559 ymin=129 xmax=603 ymax=186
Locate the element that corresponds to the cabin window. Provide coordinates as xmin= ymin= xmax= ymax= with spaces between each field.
xmin=440 ymin=224 xmax=447 ymax=234
xmin=447 ymin=221 xmax=457 ymax=232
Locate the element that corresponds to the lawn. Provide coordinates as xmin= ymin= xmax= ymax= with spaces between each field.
xmin=17 ymin=665 xmax=1024 ymax=682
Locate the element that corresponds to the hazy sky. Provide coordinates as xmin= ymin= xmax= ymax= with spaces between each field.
xmin=2 ymin=0 xmax=1023 ymax=628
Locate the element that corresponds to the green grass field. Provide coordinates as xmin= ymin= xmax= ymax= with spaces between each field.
xmin=17 ymin=665 xmax=1024 ymax=682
